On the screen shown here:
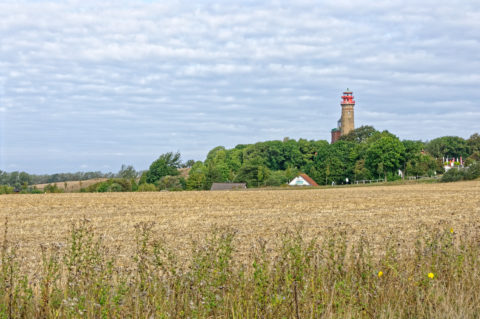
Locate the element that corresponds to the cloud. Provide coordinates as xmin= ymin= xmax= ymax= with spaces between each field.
xmin=0 ymin=0 xmax=479 ymax=173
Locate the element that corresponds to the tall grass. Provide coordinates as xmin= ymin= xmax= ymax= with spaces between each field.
xmin=1 ymin=218 xmax=480 ymax=318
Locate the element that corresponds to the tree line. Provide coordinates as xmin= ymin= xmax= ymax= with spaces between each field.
xmin=0 ymin=171 xmax=112 ymax=191
xmin=1 ymin=126 xmax=479 ymax=193
xmin=136 ymin=126 xmax=479 ymax=191
xmin=181 ymin=127 xmax=479 ymax=190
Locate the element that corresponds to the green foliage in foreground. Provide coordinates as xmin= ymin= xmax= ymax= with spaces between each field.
xmin=1 ymin=219 xmax=480 ymax=318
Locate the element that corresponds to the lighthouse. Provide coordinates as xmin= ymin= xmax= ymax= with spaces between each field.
xmin=331 ymin=89 xmax=355 ymax=143
xmin=341 ymin=89 xmax=355 ymax=136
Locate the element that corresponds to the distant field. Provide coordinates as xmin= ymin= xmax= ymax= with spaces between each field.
xmin=33 ymin=178 xmax=108 ymax=192
xmin=1 ymin=180 xmax=479 ymax=269
xmin=32 ymin=168 xmax=191 ymax=192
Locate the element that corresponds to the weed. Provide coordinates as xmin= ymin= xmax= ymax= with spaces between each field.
xmin=0 ymin=216 xmax=480 ymax=318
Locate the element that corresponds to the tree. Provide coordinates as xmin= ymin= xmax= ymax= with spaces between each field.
xmin=425 ymin=136 xmax=469 ymax=159
xmin=264 ymin=140 xmax=285 ymax=170
xmin=402 ymin=140 xmax=425 ymax=159
xmin=138 ymin=171 xmax=148 ymax=185
xmin=205 ymin=146 xmax=226 ymax=163
xmin=312 ymin=140 xmax=359 ymax=184
xmin=466 ymin=152 xmax=480 ymax=166
xmin=242 ymin=143 xmax=268 ymax=167
xmin=323 ymin=156 xmax=346 ymax=184
xmin=402 ymin=140 xmax=427 ymax=177
xmin=226 ymin=148 xmax=243 ymax=173
xmin=18 ymin=172 xmax=31 ymax=186
xmin=282 ymin=139 xmax=303 ymax=169
xmin=354 ymin=159 xmax=372 ymax=181
xmin=146 ymin=152 xmax=181 ymax=184
xmin=0 ymin=170 xmax=8 ymax=185
xmin=204 ymin=161 xmax=225 ymax=189
xmin=157 ymin=176 xmax=185 ymax=191
xmin=186 ymin=172 xmax=207 ymax=190
xmin=264 ymin=170 xmax=288 ymax=186
xmin=186 ymin=161 xmax=207 ymax=190
xmin=182 ymin=159 xmax=196 ymax=168
xmin=365 ymin=133 xmax=405 ymax=180
xmin=234 ymin=158 xmax=270 ymax=187
xmin=284 ymin=166 xmax=299 ymax=182
xmin=467 ymin=133 xmax=480 ymax=154
xmin=298 ymin=139 xmax=322 ymax=169
xmin=405 ymin=154 xmax=437 ymax=177
xmin=117 ymin=164 xmax=138 ymax=179
xmin=339 ymin=125 xmax=378 ymax=143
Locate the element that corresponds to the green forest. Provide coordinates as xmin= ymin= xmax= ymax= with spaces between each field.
xmin=181 ymin=127 xmax=480 ymax=190
xmin=1 ymin=126 xmax=480 ymax=193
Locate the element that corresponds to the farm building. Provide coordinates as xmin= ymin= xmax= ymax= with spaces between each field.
xmin=288 ymin=174 xmax=319 ymax=186
xmin=210 ymin=183 xmax=247 ymax=191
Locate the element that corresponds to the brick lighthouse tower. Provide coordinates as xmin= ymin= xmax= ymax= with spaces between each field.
xmin=331 ymin=89 xmax=355 ymax=143
xmin=341 ymin=89 xmax=355 ymax=135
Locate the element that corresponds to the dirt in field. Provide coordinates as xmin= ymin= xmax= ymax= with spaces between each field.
xmin=1 ymin=181 xmax=480 ymax=268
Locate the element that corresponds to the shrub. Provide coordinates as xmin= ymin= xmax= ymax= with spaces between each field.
xmin=466 ymin=161 xmax=480 ymax=179
xmin=107 ymin=183 xmax=124 ymax=192
xmin=441 ymin=168 xmax=467 ymax=182
xmin=131 ymin=178 xmax=139 ymax=192
xmin=264 ymin=170 xmax=288 ymax=186
xmin=0 ymin=185 xmax=14 ymax=194
xmin=44 ymin=183 xmax=64 ymax=193
xmin=94 ymin=182 xmax=110 ymax=193
xmin=20 ymin=187 xmax=43 ymax=194
xmin=137 ymin=183 xmax=157 ymax=192
xmin=85 ymin=179 xmax=132 ymax=192
xmin=441 ymin=162 xmax=480 ymax=182
xmin=156 ymin=175 xmax=184 ymax=191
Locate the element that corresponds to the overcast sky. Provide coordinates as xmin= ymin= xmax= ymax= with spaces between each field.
xmin=1 ymin=0 xmax=479 ymax=174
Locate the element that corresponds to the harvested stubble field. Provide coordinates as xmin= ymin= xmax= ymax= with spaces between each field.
xmin=1 ymin=180 xmax=480 ymax=318
xmin=1 ymin=180 xmax=479 ymax=268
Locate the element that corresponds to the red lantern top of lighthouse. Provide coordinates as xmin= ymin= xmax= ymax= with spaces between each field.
xmin=341 ymin=88 xmax=355 ymax=105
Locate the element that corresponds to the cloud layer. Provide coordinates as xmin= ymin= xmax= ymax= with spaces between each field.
xmin=1 ymin=0 xmax=479 ymax=173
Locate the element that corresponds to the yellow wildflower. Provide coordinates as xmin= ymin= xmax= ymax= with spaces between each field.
xmin=378 ymin=271 xmax=383 ymax=278
xmin=428 ymin=272 xmax=435 ymax=279
xmin=450 ymin=228 xmax=454 ymax=234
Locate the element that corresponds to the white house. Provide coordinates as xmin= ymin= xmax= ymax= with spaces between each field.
xmin=288 ymin=174 xmax=319 ymax=186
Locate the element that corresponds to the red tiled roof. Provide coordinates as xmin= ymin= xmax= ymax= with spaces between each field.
xmin=299 ymin=174 xmax=319 ymax=187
